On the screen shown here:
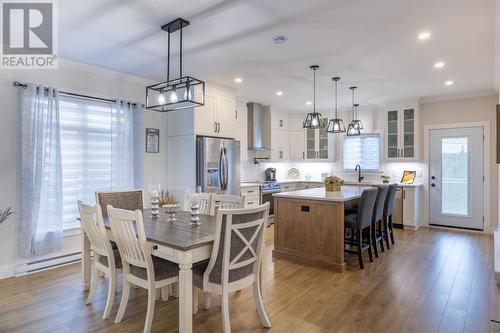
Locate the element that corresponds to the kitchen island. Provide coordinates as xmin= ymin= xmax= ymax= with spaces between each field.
xmin=272 ymin=186 xmax=371 ymax=272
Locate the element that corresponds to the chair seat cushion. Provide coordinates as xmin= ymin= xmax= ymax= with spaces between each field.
xmin=97 ymin=249 xmax=122 ymax=268
xmin=130 ymin=257 xmax=179 ymax=281
xmin=192 ymin=260 xmax=210 ymax=289
xmin=344 ymin=214 xmax=358 ymax=229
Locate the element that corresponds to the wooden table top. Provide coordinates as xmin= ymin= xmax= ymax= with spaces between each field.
xmin=102 ymin=209 xmax=217 ymax=251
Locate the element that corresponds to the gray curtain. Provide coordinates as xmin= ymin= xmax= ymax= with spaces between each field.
xmin=19 ymin=84 xmax=63 ymax=257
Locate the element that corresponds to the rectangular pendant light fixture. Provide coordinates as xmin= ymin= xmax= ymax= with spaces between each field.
xmin=146 ymin=18 xmax=205 ymax=112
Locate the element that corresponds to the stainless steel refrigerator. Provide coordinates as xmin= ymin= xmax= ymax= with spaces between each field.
xmin=196 ymin=137 xmax=240 ymax=195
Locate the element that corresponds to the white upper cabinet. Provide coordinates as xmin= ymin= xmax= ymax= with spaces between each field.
xmin=270 ymin=112 xmax=290 ymax=161
xmin=289 ymin=116 xmax=305 ymax=131
xmin=194 ymin=86 xmax=236 ymax=138
xmin=271 ymin=112 xmax=290 ymax=130
xmin=304 ymin=117 xmax=335 ymax=161
xmin=385 ymin=104 xmax=419 ymax=160
xmin=289 ymin=115 xmax=305 ymax=160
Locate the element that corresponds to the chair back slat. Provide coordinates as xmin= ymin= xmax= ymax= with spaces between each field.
xmin=384 ymin=183 xmax=398 ymax=217
xmin=203 ymin=204 xmax=269 ymax=287
xmin=357 ymin=188 xmax=378 ymax=229
xmin=78 ymin=201 xmax=112 ymax=258
xmin=96 ymin=190 xmax=144 ymax=218
xmin=215 ymin=194 xmax=245 ymax=210
xmin=107 ymin=206 xmax=150 ymax=269
xmin=183 ymin=192 xmax=216 ymax=215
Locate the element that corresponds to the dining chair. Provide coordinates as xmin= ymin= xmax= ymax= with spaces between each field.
xmin=214 ymin=194 xmax=245 ymax=209
xmin=192 ymin=203 xmax=271 ymax=333
xmin=344 ymin=188 xmax=378 ymax=269
xmin=96 ymin=190 xmax=145 ymax=218
xmin=183 ymin=191 xmax=216 ymax=216
xmin=383 ymin=183 xmax=398 ymax=249
xmin=108 ymin=206 xmax=179 ymax=333
xmin=372 ymin=186 xmax=389 ymax=258
xmin=78 ymin=201 xmax=122 ymax=319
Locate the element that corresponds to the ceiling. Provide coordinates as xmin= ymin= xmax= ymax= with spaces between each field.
xmin=59 ymin=0 xmax=497 ymax=112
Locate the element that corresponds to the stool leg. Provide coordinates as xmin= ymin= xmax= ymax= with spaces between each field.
xmin=389 ymin=215 xmax=395 ymax=245
xmin=371 ymin=223 xmax=379 ymax=258
xmin=367 ymin=227 xmax=374 ymax=262
xmin=357 ymin=229 xmax=364 ymax=269
xmin=384 ymin=217 xmax=391 ymax=250
xmin=378 ymin=219 xmax=385 ymax=253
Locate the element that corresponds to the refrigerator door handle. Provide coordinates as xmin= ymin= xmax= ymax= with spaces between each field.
xmin=223 ymin=147 xmax=229 ymax=190
xmin=219 ymin=147 xmax=228 ymax=191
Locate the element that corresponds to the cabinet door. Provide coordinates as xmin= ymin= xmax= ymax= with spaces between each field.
xmin=216 ymin=96 xmax=235 ymax=138
xmin=234 ymin=122 xmax=247 ymax=161
xmin=271 ymin=113 xmax=289 ymax=130
xmin=305 ymin=128 xmax=317 ymax=159
xmin=318 ymin=118 xmax=329 ymax=159
xmin=280 ymin=128 xmax=290 ymax=160
xmin=195 ymin=94 xmax=216 ymax=136
xmin=403 ymin=109 xmax=415 ymax=158
xmin=271 ymin=128 xmax=289 ymax=161
xmin=386 ymin=110 xmax=399 ymax=158
xmin=290 ymin=117 xmax=305 ymax=131
xmin=289 ymin=129 xmax=305 ymax=160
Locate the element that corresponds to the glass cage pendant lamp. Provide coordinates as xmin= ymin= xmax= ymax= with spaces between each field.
xmin=303 ymin=65 xmax=325 ymax=129
xmin=352 ymin=103 xmax=363 ymax=130
xmin=347 ymin=86 xmax=360 ymax=136
xmin=146 ymin=18 xmax=205 ymax=112
xmin=326 ymin=77 xmax=346 ymax=133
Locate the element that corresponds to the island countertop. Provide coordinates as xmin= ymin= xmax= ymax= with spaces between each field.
xmin=272 ymin=185 xmax=372 ymax=202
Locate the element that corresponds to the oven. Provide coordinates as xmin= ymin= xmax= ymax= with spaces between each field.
xmin=260 ymin=183 xmax=281 ymax=224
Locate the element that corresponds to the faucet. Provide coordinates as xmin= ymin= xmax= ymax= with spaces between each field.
xmin=355 ymin=164 xmax=364 ymax=182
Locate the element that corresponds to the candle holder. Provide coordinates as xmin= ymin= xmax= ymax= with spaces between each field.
xmin=190 ymin=201 xmax=201 ymax=225
xmin=151 ymin=195 xmax=160 ymax=217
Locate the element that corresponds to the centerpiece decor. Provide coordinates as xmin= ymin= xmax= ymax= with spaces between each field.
xmin=324 ymin=176 xmax=344 ymax=191
xmin=160 ymin=190 xmax=180 ymax=221
xmin=381 ymin=175 xmax=391 ymax=184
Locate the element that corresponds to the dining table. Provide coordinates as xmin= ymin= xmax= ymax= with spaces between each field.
xmin=81 ymin=208 xmax=217 ymax=333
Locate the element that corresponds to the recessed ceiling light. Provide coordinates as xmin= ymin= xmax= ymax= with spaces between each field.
xmin=306 ymin=101 xmax=312 ymax=105
xmin=418 ymin=31 xmax=431 ymax=40
xmin=272 ymin=35 xmax=288 ymax=45
xmin=445 ymin=80 xmax=454 ymax=86
xmin=276 ymin=91 xmax=283 ymax=96
xmin=434 ymin=61 xmax=445 ymax=69
xmin=234 ymin=77 xmax=243 ymax=83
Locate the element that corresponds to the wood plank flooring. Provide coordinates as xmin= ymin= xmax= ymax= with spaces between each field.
xmin=0 ymin=227 xmax=494 ymax=333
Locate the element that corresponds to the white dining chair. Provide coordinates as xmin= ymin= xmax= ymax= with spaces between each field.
xmin=214 ymin=194 xmax=245 ymax=210
xmin=192 ymin=203 xmax=271 ymax=333
xmin=108 ymin=206 xmax=179 ymax=333
xmin=183 ymin=191 xmax=216 ymax=216
xmin=78 ymin=201 xmax=121 ymax=320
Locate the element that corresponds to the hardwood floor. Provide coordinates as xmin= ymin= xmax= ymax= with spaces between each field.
xmin=0 ymin=227 xmax=494 ymax=333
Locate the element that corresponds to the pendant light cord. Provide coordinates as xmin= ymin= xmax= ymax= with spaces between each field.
xmin=351 ymin=87 xmax=355 ymax=121
xmin=167 ymin=30 xmax=170 ymax=82
xmin=334 ymin=79 xmax=338 ymax=118
xmin=313 ymin=67 xmax=316 ymax=114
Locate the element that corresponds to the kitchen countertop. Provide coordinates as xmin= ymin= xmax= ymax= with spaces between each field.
xmin=241 ymin=180 xmax=423 ymax=189
xmin=272 ymin=186 xmax=372 ymax=202
xmin=240 ymin=182 xmax=263 ymax=188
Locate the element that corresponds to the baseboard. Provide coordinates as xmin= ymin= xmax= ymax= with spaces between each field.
xmin=14 ymin=252 xmax=82 ymax=277
xmin=0 ymin=265 xmax=16 ymax=279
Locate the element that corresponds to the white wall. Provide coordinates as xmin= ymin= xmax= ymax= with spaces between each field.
xmin=0 ymin=59 xmax=169 ymax=278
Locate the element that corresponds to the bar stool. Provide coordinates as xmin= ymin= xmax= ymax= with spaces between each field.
xmin=372 ymin=186 xmax=389 ymax=258
xmin=344 ymin=188 xmax=378 ymax=269
xmin=383 ymin=184 xmax=398 ymax=249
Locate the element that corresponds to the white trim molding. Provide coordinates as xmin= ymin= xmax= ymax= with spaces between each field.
xmin=424 ymin=121 xmax=491 ymax=233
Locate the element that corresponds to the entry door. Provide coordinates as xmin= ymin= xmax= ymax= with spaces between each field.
xmin=429 ymin=127 xmax=484 ymax=230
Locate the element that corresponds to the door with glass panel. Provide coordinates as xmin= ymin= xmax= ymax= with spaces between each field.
xmin=429 ymin=127 xmax=483 ymax=230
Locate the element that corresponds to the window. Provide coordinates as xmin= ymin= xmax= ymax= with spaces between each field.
xmin=60 ymin=96 xmax=114 ymax=229
xmin=342 ymin=134 xmax=381 ymax=171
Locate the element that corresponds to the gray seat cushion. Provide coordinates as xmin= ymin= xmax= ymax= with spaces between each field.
xmin=130 ymin=257 xmax=178 ymax=281
xmin=192 ymin=260 xmax=210 ymax=289
xmin=97 ymin=249 xmax=122 ymax=268
xmin=344 ymin=214 xmax=358 ymax=229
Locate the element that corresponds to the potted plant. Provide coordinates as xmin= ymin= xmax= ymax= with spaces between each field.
xmin=324 ymin=176 xmax=344 ymax=192
xmin=0 ymin=207 xmax=14 ymax=224
xmin=381 ymin=175 xmax=391 ymax=184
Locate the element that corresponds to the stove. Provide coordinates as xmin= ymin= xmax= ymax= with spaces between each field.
xmin=260 ymin=182 xmax=281 ymax=193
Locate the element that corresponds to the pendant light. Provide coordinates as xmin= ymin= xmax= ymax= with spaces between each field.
xmin=303 ymin=65 xmax=325 ymax=129
xmin=146 ymin=18 xmax=205 ymax=112
xmin=326 ymin=77 xmax=346 ymax=133
xmin=347 ymin=86 xmax=361 ymax=136
xmin=352 ymin=103 xmax=363 ymax=130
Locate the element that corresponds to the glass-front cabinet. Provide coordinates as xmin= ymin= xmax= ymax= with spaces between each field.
xmin=305 ymin=118 xmax=335 ymax=160
xmin=385 ymin=107 xmax=418 ymax=160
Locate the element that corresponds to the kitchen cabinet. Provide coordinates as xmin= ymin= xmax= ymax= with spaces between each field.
xmin=305 ymin=118 xmax=335 ymax=161
xmin=385 ymin=107 xmax=418 ymax=160
xmin=271 ymin=112 xmax=290 ymax=130
xmin=401 ymin=186 xmax=421 ymax=230
xmin=281 ymin=182 xmax=297 ymax=192
xmin=234 ymin=122 xmax=247 ymax=161
xmin=241 ymin=186 xmax=260 ymax=208
xmin=289 ymin=129 xmax=305 ymax=160
xmin=270 ymin=112 xmax=290 ymax=161
xmin=194 ymin=88 xmax=236 ymax=138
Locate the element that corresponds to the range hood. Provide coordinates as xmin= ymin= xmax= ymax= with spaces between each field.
xmin=247 ymin=102 xmax=271 ymax=151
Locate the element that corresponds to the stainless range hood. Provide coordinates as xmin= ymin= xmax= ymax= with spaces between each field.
xmin=247 ymin=102 xmax=271 ymax=151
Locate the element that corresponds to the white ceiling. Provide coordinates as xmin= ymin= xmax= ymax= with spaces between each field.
xmin=59 ymin=0 xmax=497 ymax=112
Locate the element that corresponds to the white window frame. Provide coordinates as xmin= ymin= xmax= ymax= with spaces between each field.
xmin=341 ymin=132 xmax=383 ymax=172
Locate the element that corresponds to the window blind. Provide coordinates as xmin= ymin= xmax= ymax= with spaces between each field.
xmin=342 ymin=134 xmax=381 ymax=171
xmin=59 ymin=96 xmax=114 ymax=229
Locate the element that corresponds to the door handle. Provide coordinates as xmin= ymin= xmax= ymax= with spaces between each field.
xmin=235 ymin=110 xmax=237 ymax=119
xmin=431 ymin=183 xmax=435 ymax=187
xmin=431 ymin=176 xmax=436 ymax=180
xmin=218 ymin=148 xmax=224 ymax=189
xmin=400 ymin=148 xmax=404 ymax=157
xmin=220 ymin=147 xmax=228 ymax=191
xmin=214 ymin=122 xmax=218 ymax=133
xmin=397 ymin=149 xmax=399 ymax=157
xmin=217 ymin=122 xmax=221 ymax=133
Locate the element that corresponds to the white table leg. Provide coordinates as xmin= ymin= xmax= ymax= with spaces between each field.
xmin=178 ymin=262 xmax=193 ymax=333
xmin=81 ymin=227 xmax=91 ymax=291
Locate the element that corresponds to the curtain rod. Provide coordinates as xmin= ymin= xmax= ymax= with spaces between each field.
xmin=12 ymin=81 xmax=144 ymax=108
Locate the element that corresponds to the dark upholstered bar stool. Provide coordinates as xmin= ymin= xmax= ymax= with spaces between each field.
xmin=383 ymin=184 xmax=398 ymax=249
xmin=372 ymin=186 xmax=389 ymax=258
xmin=344 ymin=188 xmax=378 ymax=269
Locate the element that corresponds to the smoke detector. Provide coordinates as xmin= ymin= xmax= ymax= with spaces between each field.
xmin=272 ymin=35 xmax=288 ymax=45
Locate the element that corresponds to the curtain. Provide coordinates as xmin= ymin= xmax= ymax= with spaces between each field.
xmin=111 ymin=100 xmax=144 ymax=190
xmin=19 ymin=84 xmax=63 ymax=257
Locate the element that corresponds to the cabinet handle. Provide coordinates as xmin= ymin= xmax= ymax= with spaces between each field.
xmin=217 ymin=122 xmax=221 ymax=133
xmin=279 ymin=150 xmax=283 ymax=159
xmin=401 ymin=148 xmax=404 ymax=157
xmin=279 ymin=119 xmax=283 ymax=127
xmin=248 ymin=201 xmax=254 ymax=205
xmin=153 ymin=245 xmax=158 ymax=250
xmin=302 ymin=151 xmax=305 ymax=159
xmin=215 ymin=122 xmax=218 ymax=133
xmin=235 ymin=110 xmax=238 ymax=119
xmin=247 ymin=190 xmax=254 ymax=193
xmin=397 ymin=149 xmax=399 ymax=158
xmin=403 ymin=189 xmax=406 ymax=199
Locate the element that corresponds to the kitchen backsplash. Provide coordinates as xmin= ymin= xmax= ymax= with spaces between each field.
xmin=241 ymin=159 xmax=425 ymax=184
